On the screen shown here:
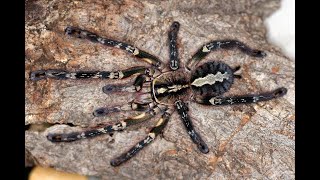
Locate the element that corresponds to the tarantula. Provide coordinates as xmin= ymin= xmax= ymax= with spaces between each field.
xmin=30 ymin=21 xmax=287 ymax=166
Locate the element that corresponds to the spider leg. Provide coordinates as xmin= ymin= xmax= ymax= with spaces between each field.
xmin=195 ymin=87 xmax=287 ymax=105
xmin=96 ymin=75 xmax=154 ymax=116
xmin=175 ymin=100 xmax=209 ymax=153
xmin=47 ymin=105 xmax=163 ymax=142
xmin=110 ymin=106 xmax=173 ymax=166
xmin=93 ymin=101 xmax=156 ymax=117
xmin=101 ymin=74 xmax=152 ymax=94
xmin=65 ymin=26 xmax=164 ymax=69
xmin=168 ymin=21 xmax=180 ymax=70
xmin=186 ymin=40 xmax=267 ymax=70
xmin=30 ymin=66 xmax=150 ymax=81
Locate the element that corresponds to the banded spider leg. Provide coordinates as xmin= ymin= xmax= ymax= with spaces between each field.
xmin=175 ymin=100 xmax=209 ymax=153
xmin=195 ymin=87 xmax=287 ymax=105
xmin=40 ymin=61 xmax=168 ymax=166
xmin=92 ymin=73 xmax=154 ymax=116
xmin=168 ymin=21 xmax=180 ymax=70
xmin=110 ymin=106 xmax=173 ymax=166
xmin=30 ymin=66 xmax=153 ymax=81
xmin=186 ymin=40 xmax=267 ymax=70
xmin=64 ymin=26 xmax=164 ymax=69
xmin=29 ymin=25 xmax=169 ymax=166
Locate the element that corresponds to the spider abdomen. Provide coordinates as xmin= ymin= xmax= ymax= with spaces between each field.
xmin=191 ymin=61 xmax=234 ymax=97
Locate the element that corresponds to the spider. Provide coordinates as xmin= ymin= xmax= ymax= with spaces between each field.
xmin=30 ymin=21 xmax=287 ymax=167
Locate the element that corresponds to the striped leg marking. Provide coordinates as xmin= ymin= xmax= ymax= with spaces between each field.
xmin=47 ymin=106 xmax=163 ymax=142
xmin=110 ymin=106 xmax=173 ymax=166
xmin=187 ymin=40 xmax=267 ymax=70
xmin=168 ymin=21 xmax=180 ymax=70
xmin=102 ymin=74 xmax=152 ymax=94
xmin=175 ymin=100 xmax=209 ymax=153
xmin=30 ymin=66 xmax=150 ymax=81
xmin=47 ymin=121 xmax=127 ymax=142
xmin=196 ymin=87 xmax=287 ymax=105
xmin=93 ymin=101 xmax=156 ymax=117
xmin=65 ymin=26 xmax=164 ymax=69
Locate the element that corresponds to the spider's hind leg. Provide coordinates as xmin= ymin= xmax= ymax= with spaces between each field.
xmin=195 ymin=87 xmax=287 ymax=105
xmin=187 ymin=40 xmax=267 ymax=70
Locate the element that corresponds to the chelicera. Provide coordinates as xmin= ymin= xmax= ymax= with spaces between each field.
xmin=30 ymin=21 xmax=287 ymax=166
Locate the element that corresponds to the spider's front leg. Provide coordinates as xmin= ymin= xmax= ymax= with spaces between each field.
xmin=175 ymin=100 xmax=209 ymax=153
xmin=65 ymin=26 xmax=164 ymax=69
xmin=168 ymin=21 xmax=180 ymax=70
xmin=47 ymin=104 xmax=163 ymax=142
xmin=93 ymin=101 xmax=156 ymax=117
xmin=30 ymin=66 xmax=150 ymax=81
xmin=93 ymin=73 xmax=155 ymax=116
xmin=187 ymin=40 xmax=267 ymax=70
xmin=195 ymin=87 xmax=287 ymax=105
xmin=110 ymin=106 xmax=173 ymax=166
xmin=99 ymin=72 xmax=154 ymax=95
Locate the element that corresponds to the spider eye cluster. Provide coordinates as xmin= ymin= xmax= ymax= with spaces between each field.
xmin=190 ymin=61 xmax=234 ymax=97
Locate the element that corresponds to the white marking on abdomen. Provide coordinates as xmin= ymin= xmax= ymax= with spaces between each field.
xmin=191 ymin=72 xmax=229 ymax=87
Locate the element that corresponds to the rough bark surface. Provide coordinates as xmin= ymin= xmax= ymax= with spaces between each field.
xmin=25 ymin=0 xmax=294 ymax=179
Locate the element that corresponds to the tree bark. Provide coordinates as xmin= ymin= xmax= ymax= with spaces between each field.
xmin=25 ymin=0 xmax=294 ymax=179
